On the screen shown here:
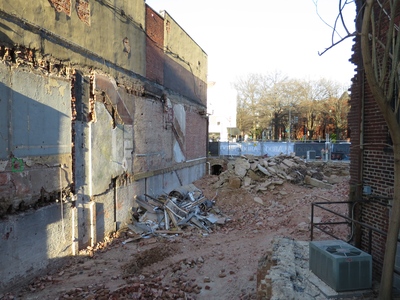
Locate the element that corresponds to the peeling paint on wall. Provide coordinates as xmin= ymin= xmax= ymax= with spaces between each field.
xmin=173 ymin=140 xmax=185 ymax=162
xmin=48 ymin=0 xmax=72 ymax=16
xmin=0 ymin=0 xmax=207 ymax=291
xmin=123 ymin=37 xmax=131 ymax=54
xmin=45 ymin=77 xmax=67 ymax=97
xmin=76 ymin=0 xmax=91 ymax=26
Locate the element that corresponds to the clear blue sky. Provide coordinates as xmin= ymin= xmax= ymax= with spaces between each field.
xmin=146 ymin=0 xmax=356 ymax=117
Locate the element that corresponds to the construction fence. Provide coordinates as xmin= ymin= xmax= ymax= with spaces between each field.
xmin=209 ymin=141 xmax=350 ymax=160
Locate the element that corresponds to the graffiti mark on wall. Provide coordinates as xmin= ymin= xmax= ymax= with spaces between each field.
xmin=11 ymin=158 xmax=24 ymax=172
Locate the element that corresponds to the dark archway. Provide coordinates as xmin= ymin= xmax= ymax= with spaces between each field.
xmin=211 ymin=164 xmax=223 ymax=175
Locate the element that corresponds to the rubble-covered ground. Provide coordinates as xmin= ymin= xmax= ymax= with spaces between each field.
xmin=2 ymin=155 xmax=356 ymax=300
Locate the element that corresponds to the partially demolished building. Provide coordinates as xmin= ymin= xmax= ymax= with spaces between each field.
xmin=349 ymin=0 xmax=399 ymax=288
xmin=0 ymin=0 xmax=207 ymax=291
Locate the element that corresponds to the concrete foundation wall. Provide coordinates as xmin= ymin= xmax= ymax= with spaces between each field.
xmin=0 ymin=77 xmax=208 ymax=289
xmin=94 ymin=190 xmax=119 ymax=241
xmin=91 ymin=105 xmax=129 ymax=195
xmin=133 ymin=162 xmax=206 ymax=199
xmin=0 ymin=62 xmax=73 ymax=214
xmin=0 ymin=204 xmax=73 ymax=291
xmin=0 ymin=0 xmax=146 ymax=78
xmin=115 ymin=184 xmax=136 ymax=228
xmin=0 ymin=1 xmax=207 ymax=292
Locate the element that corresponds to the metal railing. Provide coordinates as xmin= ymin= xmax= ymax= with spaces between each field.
xmin=311 ymin=200 xmax=400 ymax=275
xmin=310 ymin=200 xmax=352 ymax=242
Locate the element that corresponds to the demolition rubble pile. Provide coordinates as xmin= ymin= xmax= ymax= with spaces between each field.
xmin=212 ymin=154 xmax=349 ymax=194
xmin=126 ymin=154 xmax=349 ymax=243
xmin=126 ymin=184 xmax=228 ymax=242
xmin=4 ymin=156 xmax=351 ymax=300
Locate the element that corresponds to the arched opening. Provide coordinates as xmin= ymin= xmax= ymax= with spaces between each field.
xmin=211 ymin=164 xmax=223 ymax=175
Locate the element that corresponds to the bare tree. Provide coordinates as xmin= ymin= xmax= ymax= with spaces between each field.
xmin=234 ymin=72 xmax=289 ymax=140
xmin=233 ymin=74 xmax=261 ymax=139
xmin=330 ymin=91 xmax=350 ymax=140
xmin=299 ymin=79 xmax=346 ymax=140
xmin=234 ymin=73 xmax=350 ymax=141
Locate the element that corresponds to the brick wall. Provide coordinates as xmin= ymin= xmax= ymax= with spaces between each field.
xmin=145 ymin=7 xmax=207 ymax=106
xmin=363 ymin=151 xmax=394 ymax=196
xmin=360 ymin=202 xmax=390 ymax=278
xmin=348 ymin=35 xmax=362 ymax=194
xmin=349 ymin=0 xmax=396 ymax=279
xmin=360 ymin=147 xmax=393 ymax=278
xmin=146 ymin=6 xmax=164 ymax=85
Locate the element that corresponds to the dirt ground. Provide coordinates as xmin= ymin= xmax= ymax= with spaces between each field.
xmin=1 ymin=167 xmax=350 ymax=300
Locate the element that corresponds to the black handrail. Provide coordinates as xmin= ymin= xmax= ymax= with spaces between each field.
xmin=311 ymin=200 xmax=400 ymax=276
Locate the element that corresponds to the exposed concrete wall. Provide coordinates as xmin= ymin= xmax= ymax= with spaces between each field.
xmin=0 ymin=0 xmax=146 ymax=78
xmin=0 ymin=0 xmax=207 ymax=292
xmin=161 ymin=11 xmax=208 ymax=105
xmin=134 ymin=162 xmax=205 ymax=200
xmin=162 ymin=12 xmax=207 ymax=83
xmin=0 ymin=204 xmax=73 ymax=291
xmin=0 ymin=63 xmax=72 ymax=214
xmin=176 ymin=163 xmax=206 ymax=186
xmin=91 ymin=105 xmax=127 ymax=195
xmin=115 ymin=184 xmax=136 ymax=227
xmin=186 ymin=109 xmax=207 ymax=160
xmin=94 ymin=190 xmax=118 ymax=242
xmin=132 ymin=96 xmax=174 ymax=171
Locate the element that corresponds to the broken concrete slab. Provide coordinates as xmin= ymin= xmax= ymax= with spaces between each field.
xmin=257 ymin=164 xmax=271 ymax=177
xmin=234 ymin=159 xmax=250 ymax=178
xmin=277 ymin=173 xmax=286 ymax=180
xmin=209 ymin=154 xmax=348 ymax=197
xmin=282 ymin=159 xmax=297 ymax=168
xmin=128 ymin=223 xmax=152 ymax=235
xmin=247 ymin=169 xmax=261 ymax=181
xmin=271 ymin=180 xmax=284 ymax=185
xmin=267 ymin=166 xmax=277 ymax=174
xmin=243 ymin=177 xmax=252 ymax=187
xmin=326 ymin=175 xmax=342 ymax=184
xmin=229 ymin=177 xmax=241 ymax=189
xmin=304 ymin=176 xmax=333 ymax=189
xmin=250 ymin=161 xmax=259 ymax=170
xmin=254 ymin=197 xmax=264 ymax=205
